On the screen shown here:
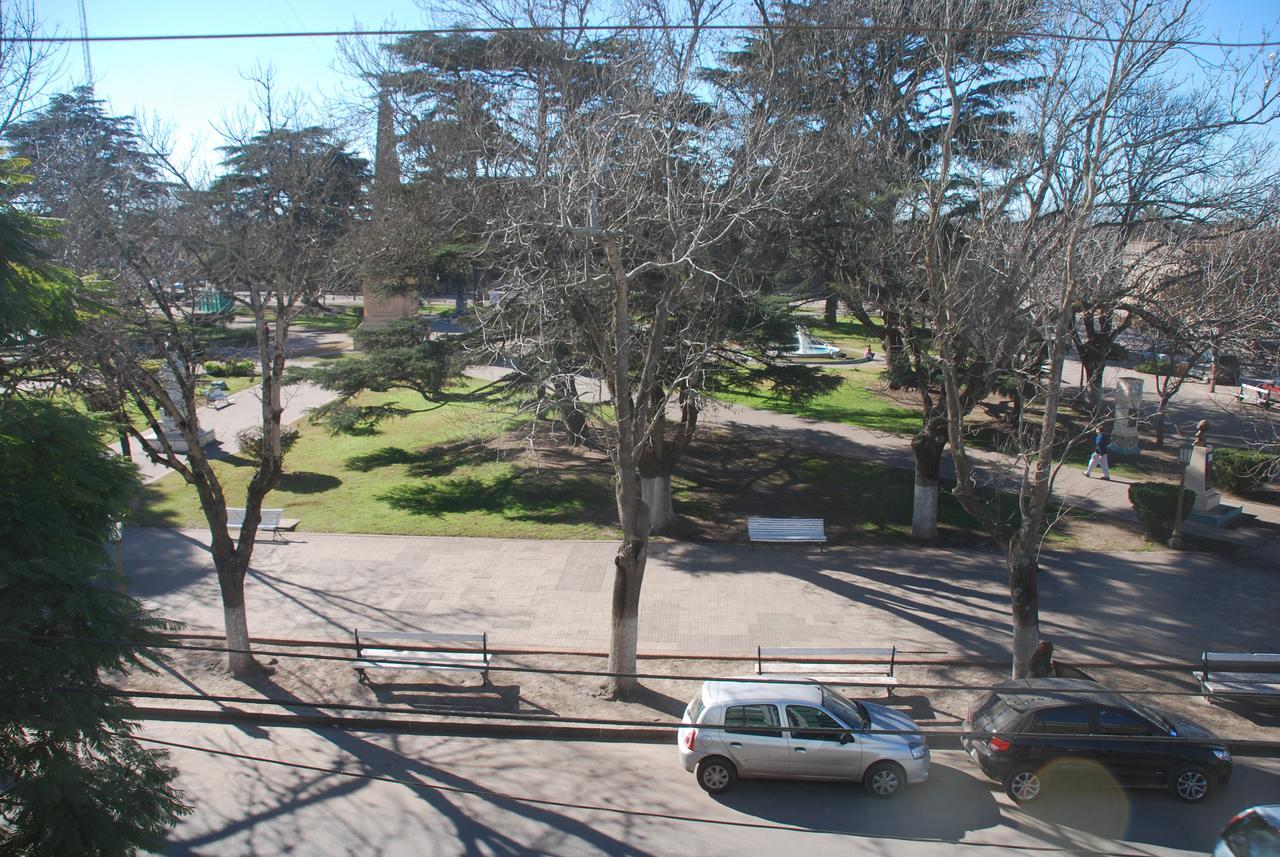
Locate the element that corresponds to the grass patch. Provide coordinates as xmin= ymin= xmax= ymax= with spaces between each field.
xmin=292 ymin=308 xmax=362 ymax=332
xmin=135 ymin=390 xmax=620 ymax=539
xmin=712 ymin=367 xmax=921 ymax=435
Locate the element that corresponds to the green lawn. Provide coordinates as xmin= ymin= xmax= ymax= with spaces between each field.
xmin=712 ymin=365 xmax=922 ymax=435
xmin=135 ymin=391 xmax=620 ymax=539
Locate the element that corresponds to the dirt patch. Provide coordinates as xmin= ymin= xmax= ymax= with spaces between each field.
xmin=112 ymin=645 xmax=1280 ymax=746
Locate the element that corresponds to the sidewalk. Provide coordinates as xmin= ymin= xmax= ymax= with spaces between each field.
xmin=122 ymin=527 xmax=1277 ymax=665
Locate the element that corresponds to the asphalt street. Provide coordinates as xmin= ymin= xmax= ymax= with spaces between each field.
xmin=144 ymin=721 xmax=1278 ymax=856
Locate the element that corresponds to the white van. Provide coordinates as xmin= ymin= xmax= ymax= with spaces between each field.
xmin=677 ymin=676 xmax=929 ymax=797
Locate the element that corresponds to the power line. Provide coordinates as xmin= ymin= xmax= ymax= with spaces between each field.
xmin=12 ymin=24 xmax=1280 ymax=51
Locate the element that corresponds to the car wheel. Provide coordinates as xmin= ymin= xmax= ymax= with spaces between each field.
xmin=862 ymin=761 xmax=905 ymax=799
xmin=1004 ymin=766 xmax=1044 ymax=804
xmin=696 ymin=756 xmax=737 ymax=794
xmin=1169 ymin=764 xmax=1212 ymax=803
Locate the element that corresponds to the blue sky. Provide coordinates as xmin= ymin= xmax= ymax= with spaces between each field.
xmin=30 ymin=0 xmax=1280 ymax=173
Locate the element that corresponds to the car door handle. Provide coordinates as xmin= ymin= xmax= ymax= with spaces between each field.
xmin=730 ymin=742 xmax=742 ymax=748
xmin=794 ymin=747 xmax=807 ymax=753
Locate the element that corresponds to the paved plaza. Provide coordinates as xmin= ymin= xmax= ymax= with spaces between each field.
xmin=124 ymin=527 xmax=1276 ymax=663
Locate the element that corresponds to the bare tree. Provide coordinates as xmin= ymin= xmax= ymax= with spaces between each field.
xmin=922 ymin=0 xmax=1280 ymax=676
xmin=454 ymin=0 xmax=801 ymax=697
xmin=39 ymin=83 xmax=370 ymax=677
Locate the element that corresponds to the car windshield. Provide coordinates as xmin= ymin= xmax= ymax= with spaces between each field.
xmin=821 ymin=686 xmax=865 ymax=729
xmin=1132 ymin=702 xmax=1174 ymax=734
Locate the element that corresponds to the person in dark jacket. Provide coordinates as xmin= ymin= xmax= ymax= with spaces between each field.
xmin=1084 ymin=425 xmax=1111 ymax=479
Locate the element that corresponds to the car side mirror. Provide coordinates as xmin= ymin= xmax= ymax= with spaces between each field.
xmin=839 ymin=732 xmax=851 ymax=745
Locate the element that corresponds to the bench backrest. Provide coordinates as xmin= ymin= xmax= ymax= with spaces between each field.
xmin=226 ymin=507 xmax=283 ymax=529
xmin=747 ymin=517 xmax=826 ymax=540
xmin=758 ymin=645 xmax=895 ymax=674
xmin=1202 ymin=651 xmax=1280 ymax=672
xmin=354 ymin=630 xmax=488 ymax=656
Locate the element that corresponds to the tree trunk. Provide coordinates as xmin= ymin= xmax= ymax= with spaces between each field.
xmin=1154 ymin=398 xmax=1170 ymax=447
xmin=641 ymin=475 xmax=675 ymax=536
xmin=910 ymin=426 xmax=946 ymax=540
xmin=608 ymin=535 xmax=648 ymax=698
xmin=1007 ymin=540 xmax=1040 ymax=679
xmin=824 ymin=294 xmax=838 ymax=325
xmin=215 ymin=561 xmax=259 ymax=677
xmin=554 ymin=376 xmax=591 ymax=447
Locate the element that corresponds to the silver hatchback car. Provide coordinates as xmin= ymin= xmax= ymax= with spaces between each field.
xmin=677 ymin=676 xmax=929 ymax=797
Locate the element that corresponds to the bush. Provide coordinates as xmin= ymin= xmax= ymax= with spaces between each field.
xmin=1128 ymin=482 xmax=1194 ymax=541
xmin=235 ymin=425 xmax=301 ymax=461
xmin=1213 ymin=448 xmax=1279 ymax=494
xmin=202 ymin=359 xmax=255 ymax=378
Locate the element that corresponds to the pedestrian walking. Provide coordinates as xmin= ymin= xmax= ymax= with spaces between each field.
xmin=1084 ymin=425 xmax=1111 ymax=480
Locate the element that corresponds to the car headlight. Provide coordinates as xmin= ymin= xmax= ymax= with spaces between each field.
xmin=1212 ymin=748 xmax=1232 ymax=762
xmin=909 ymin=741 xmax=927 ymax=760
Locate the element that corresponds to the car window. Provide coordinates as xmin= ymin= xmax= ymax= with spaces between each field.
xmin=1096 ymin=707 xmax=1153 ymax=736
xmin=687 ymin=692 xmax=704 ymax=723
xmin=724 ymin=704 xmax=783 ymax=738
xmin=1030 ymin=706 xmax=1092 ymax=735
xmin=1222 ymin=813 xmax=1280 ymax=857
xmin=822 ymin=687 xmax=866 ymax=730
xmin=786 ymin=705 xmax=846 ymax=742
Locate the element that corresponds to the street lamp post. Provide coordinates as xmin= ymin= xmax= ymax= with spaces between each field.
xmin=1169 ymin=445 xmax=1193 ymax=549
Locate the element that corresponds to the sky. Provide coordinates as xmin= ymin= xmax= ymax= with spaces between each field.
xmin=27 ymin=0 xmax=1280 ymax=174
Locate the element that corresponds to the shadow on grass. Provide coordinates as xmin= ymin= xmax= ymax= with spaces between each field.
xmin=343 ymin=440 xmax=494 ymax=477
xmin=131 ymin=483 xmax=184 ymax=527
xmin=379 ymin=472 xmax=614 ymax=524
xmin=276 ymin=471 xmax=342 ymax=494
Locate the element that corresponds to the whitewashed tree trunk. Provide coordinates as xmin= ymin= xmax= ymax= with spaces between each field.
xmin=641 ymin=475 xmax=675 ymax=535
xmin=911 ymin=480 xmax=939 ymax=540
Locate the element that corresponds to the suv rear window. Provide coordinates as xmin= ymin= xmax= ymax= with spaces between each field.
xmin=971 ymin=695 xmax=1024 ymax=734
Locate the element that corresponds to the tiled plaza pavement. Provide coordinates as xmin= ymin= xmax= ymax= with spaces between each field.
xmin=123 ymin=527 xmax=1276 ymax=663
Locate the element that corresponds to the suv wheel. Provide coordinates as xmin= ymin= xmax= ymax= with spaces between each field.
xmin=1169 ymin=765 xmax=1212 ymax=803
xmin=862 ymin=761 xmax=905 ymax=799
xmin=1004 ymin=766 xmax=1044 ymax=804
xmin=696 ymin=756 xmax=737 ymax=794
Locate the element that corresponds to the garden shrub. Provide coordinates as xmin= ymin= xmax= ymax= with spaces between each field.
xmin=203 ymin=359 xmax=254 ymax=378
xmin=1127 ymin=482 xmax=1194 ymax=541
xmin=203 ymin=360 xmax=227 ymax=377
xmin=1213 ymin=448 xmax=1279 ymax=494
xmin=235 ymin=425 xmax=301 ymax=461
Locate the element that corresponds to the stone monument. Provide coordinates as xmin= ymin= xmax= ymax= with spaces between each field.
xmin=1185 ymin=420 xmax=1243 ymax=526
xmin=1110 ymin=376 xmax=1143 ymax=455
xmin=148 ymin=361 xmax=214 ymax=455
xmin=361 ymin=87 xmax=419 ymax=332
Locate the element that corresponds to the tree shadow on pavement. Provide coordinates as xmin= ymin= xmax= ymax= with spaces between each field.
xmin=712 ymin=764 xmax=1001 ymax=842
xmin=165 ymin=675 xmax=660 ymax=857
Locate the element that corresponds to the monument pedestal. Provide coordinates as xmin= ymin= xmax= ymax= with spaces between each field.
xmin=1110 ymin=376 xmax=1142 ymax=455
xmin=1185 ymin=444 xmax=1243 ymax=527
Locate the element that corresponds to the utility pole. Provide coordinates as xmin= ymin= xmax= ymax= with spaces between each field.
xmin=77 ymin=0 xmax=93 ymax=85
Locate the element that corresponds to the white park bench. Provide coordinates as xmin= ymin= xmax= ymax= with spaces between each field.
xmin=757 ymin=645 xmax=898 ymax=695
xmin=352 ymin=630 xmax=491 ymax=685
xmin=225 ymin=507 xmax=289 ymax=541
xmin=747 ymin=516 xmax=827 ymax=550
xmin=1196 ymin=652 xmax=1280 ymax=704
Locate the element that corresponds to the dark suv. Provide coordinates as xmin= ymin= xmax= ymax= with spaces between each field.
xmin=962 ymin=678 xmax=1231 ymax=804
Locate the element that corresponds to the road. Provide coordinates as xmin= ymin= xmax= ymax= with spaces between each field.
xmin=144 ymin=721 xmax=1276 ymax=856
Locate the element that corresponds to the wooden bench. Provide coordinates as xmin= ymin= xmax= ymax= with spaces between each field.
xmin=757 ymin=645 xmax=897 ymax=695
xmin=226 ymin=507 xmax=287 ymax=541
xmin=352 ymin=630 xmax=491 ymax=685
xmin=1196 ymin=652 xmax=1280 ymax=703
xmin=747 ymin=516 xmax=827 ymax=550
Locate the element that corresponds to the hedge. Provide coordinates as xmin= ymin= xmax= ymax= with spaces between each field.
xmin=1213 ymin=448 xmax=1279 ymax=494
xmin=1128 ymin=482 xmax=1195 ymax=541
